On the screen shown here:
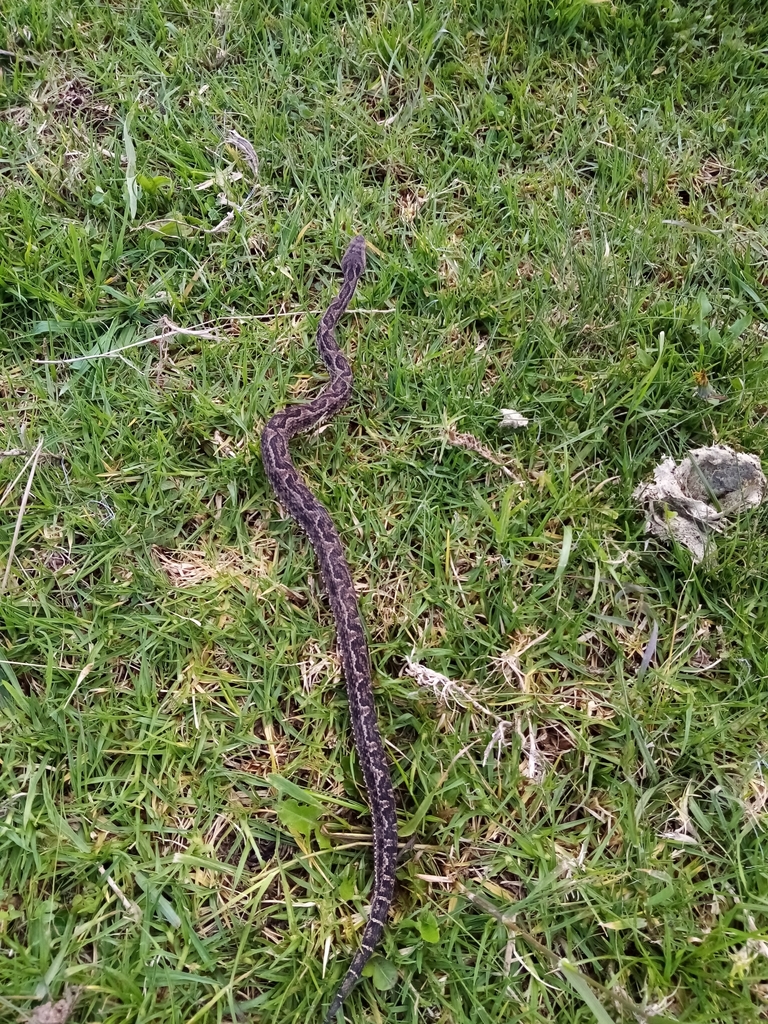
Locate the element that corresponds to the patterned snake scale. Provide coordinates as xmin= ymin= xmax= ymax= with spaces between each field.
xmin=261 ymin=236 xmax=398 ymax=1021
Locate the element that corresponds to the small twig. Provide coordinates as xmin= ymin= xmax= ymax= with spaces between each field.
xmin=0 ymin=447 xmax=41 ymax=508
xmin=594 ymin=137 xmax=650 ymax=163
xmin=0 ymin=49 xmax=40 ymax=64
xmin=231 ymin=308 xmax=396 ymax=320
xmin=1 ymin=438 xmax=43 ymax=592
xmin=33 ymin=322 xmax=224 ymax=366
xmin=443 ymin=426 xmax=523 ymax=481
xmin=396 ymin=834 xmax=418 ymax=864
xmin=403 ymin=656 xmax=528 ymax=767
xmin=203 ymin=209 xmax=236 ymax=234
xmin=0 ymin=659 xmax=80 ymax=671
xmin=184 ymin=968 xmax=257 ymax=1024
xmin=98 ymin=864 xmax=142 ymax=920
xmin=660 ymin=219 xmax=723 ymax=236
xmin=461 ymin=887 xmax=560 ymax=964
xmin=32 ymin=313 xmax=393 ymax=366
xmin=0 ymin=790 xmax=26 ymax=819
xmin=32 ymin=311 xmax=394 ymax=369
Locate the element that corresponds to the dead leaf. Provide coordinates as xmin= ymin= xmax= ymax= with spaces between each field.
xmin=633 ymin=445 xmax=766 ymax=562
xmin=27 ymin=987 xmax=82 ymax=1024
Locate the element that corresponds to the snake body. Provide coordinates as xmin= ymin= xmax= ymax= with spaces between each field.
xmin=261 ymin=236 xmax=398 ymax=1020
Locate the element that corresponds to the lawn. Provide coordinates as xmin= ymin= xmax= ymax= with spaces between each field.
xmin=1 ymin=1 xmax=768 ymax=1021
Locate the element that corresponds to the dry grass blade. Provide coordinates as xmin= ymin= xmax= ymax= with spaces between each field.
xmin=123 ymin=111 xmax=137 ymax=220
xmin=33 ymin=318 xmax=224 ymax=365
xmin=1 ymin=437 xmax=43 ymax=592
xmin=0 ymin=446 xmax=44 ymax=508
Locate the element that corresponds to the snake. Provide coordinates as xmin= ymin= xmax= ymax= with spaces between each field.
xmin=260 ymin=236 xmax=398 ymax=1021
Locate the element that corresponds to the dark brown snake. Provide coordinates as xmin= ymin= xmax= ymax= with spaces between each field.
xmin=261 ymin=236 xmax=398 ymax=1021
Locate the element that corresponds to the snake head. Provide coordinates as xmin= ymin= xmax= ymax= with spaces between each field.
xmin=342 ymin=235 xmax=367 ymax=276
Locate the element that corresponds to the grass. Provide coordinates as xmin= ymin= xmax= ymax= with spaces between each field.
xmin=1 ymin=0 xmax=768 ymax=1021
